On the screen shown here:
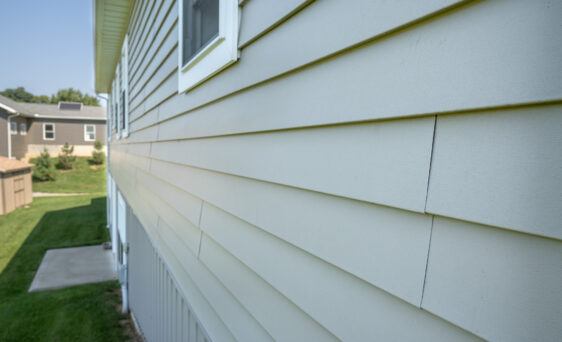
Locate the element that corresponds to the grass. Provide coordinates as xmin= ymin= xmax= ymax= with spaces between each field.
xmin=0 ymin=196 xmax=127 ymax=342
xmin=31 ymin=157 xmax=106 ymax=194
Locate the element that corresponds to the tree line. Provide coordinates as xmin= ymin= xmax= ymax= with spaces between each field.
xmin=0 ymin=87 xmax=100 ymax=106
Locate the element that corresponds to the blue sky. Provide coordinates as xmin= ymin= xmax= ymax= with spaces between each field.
xmin=0 ymin=0 xmax=97 ymax=98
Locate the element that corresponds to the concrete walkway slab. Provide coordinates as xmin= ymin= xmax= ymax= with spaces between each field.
xmin=29 ymin=245 xmax=117 ymax=292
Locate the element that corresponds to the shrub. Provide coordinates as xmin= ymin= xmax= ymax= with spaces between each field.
xmin=32 ymin=149 xmax=56 ymax=181
xmin=57 ymin=142 xmax=76 ymax=170
xmin=91 ymin=140 xmax=105 ymax=165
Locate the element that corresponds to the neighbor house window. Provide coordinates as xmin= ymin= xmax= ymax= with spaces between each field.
xmin=10 ymin=122 xmax=17 ymax=135
xmin=20 ymin=123 xmax=27 ymax=135
xmin=43 ymin=123 xmax=55 ymax=140
xmin=178 ymin=0 xmax=239 ymax=93
xmin=84 ymin=125 xmax=96 ymax=141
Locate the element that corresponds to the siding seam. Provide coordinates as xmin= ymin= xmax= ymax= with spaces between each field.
xmin=197 ymin=201 xmax=205 ymax=258
xmin=419 ymin=215 xmax=435 ymax=308
xmin=424 ymin=115 xmax=438 ymax=213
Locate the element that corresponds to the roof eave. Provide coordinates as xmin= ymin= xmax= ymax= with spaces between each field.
xmin=94 ymin=0 xmax=133 ymax=93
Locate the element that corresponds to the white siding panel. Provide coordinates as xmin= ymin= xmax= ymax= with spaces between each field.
xmin=157 ymin=0 xmax=466 ymax=120
xmin=127 ymin=125 xmax=159 ymax=144
xmin=157 ymin=0 xmax=562 ymax=138
xmin=426 ymin=105 xmax=562 ymax=240
xmin=129 ymin=107 xmax=158 ymax=133
xmin=130 ymin=35 xmax=178 ymax=113
xmin=151 ymin=117 xmax=435 ymax=212
xmin=135 ymin=181 xmax=201 ymax=254
xmin=130 ymin=0 xmax=176 ymax=84
xmin=130 ymin=46 xmax=177 ymax=114
xmin=422 ymin=217 xmax=562 ymax=342
xmin=199 ymin=234 xmax=339 ymax=342
xmin=238 ymin=0 xmax=313 ymax=47
xmin=136 ymin=168 xmax=202 ymax=227
xmin=138 ymin=214 xmax=236 ymax=342
xmin=149 ymin=159 xmax=431 ymax=305
xmin=200 ymin=202 xmax=483 ymax=341
xmin=156 ymin=218 xmax=275 ymax=342
xmin=128 ymin=0 xmax=160 ymax=74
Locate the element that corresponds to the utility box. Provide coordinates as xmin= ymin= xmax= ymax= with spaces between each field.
xmin=0 ymin=156 xmax=33 ymax=215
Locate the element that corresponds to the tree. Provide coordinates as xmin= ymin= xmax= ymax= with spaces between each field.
xmin=57 ymin=142 xmax=76 ymax=170
xmin=0 ymin=87 xmax=100 ymax=106
xmin=91 ymin=140 xmax=105 ymax=165
xmin=0 ymin=87 xmax=35 ymax=103
xmin=32 ymin=149 xmax=56 ymax=181
xmin=32 ymin=95 xmax=50 ymax=103
xmin=50 ymin=88 xmax=100 ymax=106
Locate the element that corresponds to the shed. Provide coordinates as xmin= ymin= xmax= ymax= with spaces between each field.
xmin=0 ymin=156 xmax=33 ymax=215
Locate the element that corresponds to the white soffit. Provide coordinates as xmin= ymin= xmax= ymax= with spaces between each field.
xmin=94 ymin=0 xmax=133 ymax=93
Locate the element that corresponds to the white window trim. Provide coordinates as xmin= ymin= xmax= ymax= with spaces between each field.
xmin=43 ymin=123 xmax=55 ymax=141
xmin=117 ymin=35 xmax=129 ymax=139
xmin=19 ymin=123 xmax=27 ymax=136
xmin=178 ymin=0 xmax=239 ymax=93
xmin=113 ymin=63 xmax=121 ymax=139
xmin=84 ymin=124 xmax=96 ymax=141
xmin=10 ymin=122 xmax=18 ymax=135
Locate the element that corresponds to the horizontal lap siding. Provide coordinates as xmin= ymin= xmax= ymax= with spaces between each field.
xmin=422 ymin=217 xmax=562 ymax=342
xmin=200 ymin=202 xmax=482 ymax=342
xmin=151 ymin=117 xmax=436 ymax=212
xmin=426 ymin=104 xmax=562 ymax=240
xmin=110 ymin=0 xmax=562 ymax=341
xmin=133 ymin=0 xmax=562 ymax=140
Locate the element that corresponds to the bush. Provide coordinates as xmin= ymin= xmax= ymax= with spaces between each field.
xmin=32 ymin=149 xmax=56 ymax=181
xmin=91 ymin=140 xmax=105 ymax=165
xmin=57 ymin=142 xmax=76 ymax=170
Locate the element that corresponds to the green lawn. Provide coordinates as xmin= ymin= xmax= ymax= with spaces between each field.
xmin=31 ymin=157 xmax=106 ymax=194
xmin=0 ymin=196 xmax=127 ymax=342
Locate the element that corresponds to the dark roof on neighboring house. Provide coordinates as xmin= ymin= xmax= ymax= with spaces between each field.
xmin=0 ymin=156 xmax=33 ymax=173
xmin=0 ymin=94 xmax=106 ymax=121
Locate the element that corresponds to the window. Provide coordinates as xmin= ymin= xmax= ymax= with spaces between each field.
xmin=116 ymin=35 xmax=129 ymax=138
xmin=84 ymin=124 xmax=96 ymax=141
xmin=43 ymin=123 xmax=55 ymax=140
xmin=178 ymin=0 xmax=239 ymax=93
xmin=20 ymin=123 xmax=27 ymax=135
xmin=10 ymin=122 xmax=17 ymax=135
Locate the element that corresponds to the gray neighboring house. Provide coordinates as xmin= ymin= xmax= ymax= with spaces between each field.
xmin=0 ymin=94 xmax=106 ymax=160
xmin=96 ymin=1 xmax=562 ymax=342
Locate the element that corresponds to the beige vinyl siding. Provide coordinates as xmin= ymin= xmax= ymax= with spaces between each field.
xmin=110 ymin=0 xmax=562 ymax=341
xmin=422 ymin=217 xmax=562 ymax=341
xmin=425 ymin=104 xmax=562 ymax=240
xmin=237 ymin=0 xmax=314 ymax=47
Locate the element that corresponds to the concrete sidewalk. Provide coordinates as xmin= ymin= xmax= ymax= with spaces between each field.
xmin=29 ymin=245 xmax=117 ymax=292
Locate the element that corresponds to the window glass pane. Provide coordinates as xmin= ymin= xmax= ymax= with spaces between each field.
xmin=86 ymin=125 xmax=94 ymax=133
xmin=10 ymin=122 xmax=17 ymax=133
xmin=183 ymin=0 xmax=219 ymax=66
xmin=89 ymin=133 xmax=95 ymax=140
xmin=121 ymin=90 xmax=126 ymax=130
xmin=46 ymin=132 xmax=54 ymax=139
xmin=45 ymin=124 xmax=53 ymax=131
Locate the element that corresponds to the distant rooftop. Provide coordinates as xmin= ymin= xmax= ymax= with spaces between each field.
xmin=0 ymin=95 xmax=106 ymax=121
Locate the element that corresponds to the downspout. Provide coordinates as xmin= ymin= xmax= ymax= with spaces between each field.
xmin=96 ymin=93 xmax=111 ymax=230
xmin=121 ymin=245 xmax=128 ymax=313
